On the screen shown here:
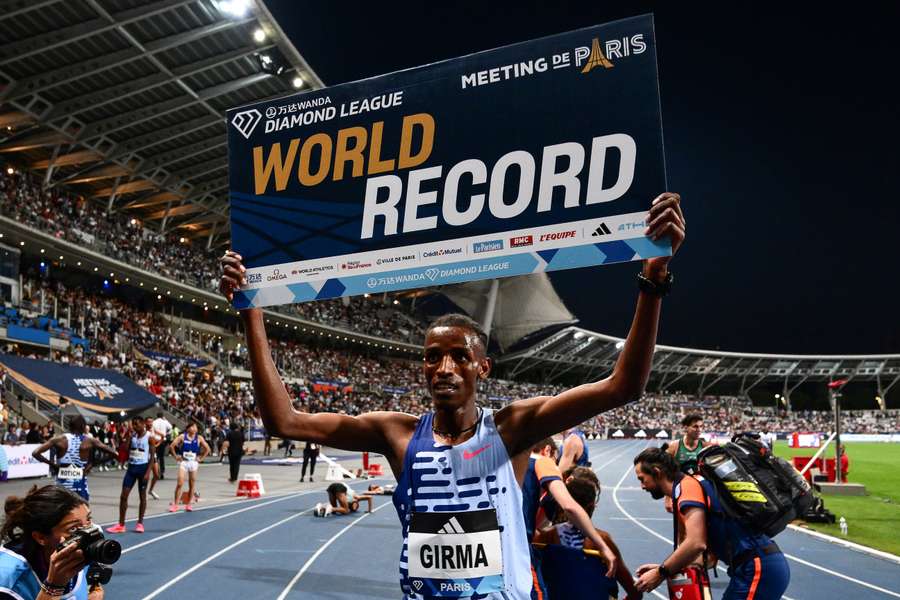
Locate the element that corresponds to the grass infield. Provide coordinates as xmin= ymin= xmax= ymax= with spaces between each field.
xmin=774 ymin=441 xmax=900 ymax=556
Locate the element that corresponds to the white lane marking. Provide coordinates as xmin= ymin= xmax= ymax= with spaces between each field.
xmin=276 ymin=502 xmax=394 ymax=600
xmin=122 ymin=490 xmax=310 ymax=554
xmin=140 ymin=507 xmax=312 ymax=599
xmin=99 ymin=489 xmax=301 ymax=526
xmin=120 ymin=477 xmax=394 ymax=553
xmin=592 ymin=440 xmax=644 ymax=474
xmin=609 ymin=453 xmax=899 ymax=599
xmin=786 ymin=523 xmax=900 ymax=565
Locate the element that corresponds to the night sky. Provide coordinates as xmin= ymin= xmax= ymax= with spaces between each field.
xmin=264 ymin=1 xmax=899 ymax=355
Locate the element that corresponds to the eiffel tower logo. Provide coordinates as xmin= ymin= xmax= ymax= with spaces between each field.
xmin=581 ymin=38 xmax=614 ymax=74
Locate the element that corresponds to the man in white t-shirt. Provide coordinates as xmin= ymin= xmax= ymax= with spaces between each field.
xmin=151 ymin=412 xmax=173 ymax=480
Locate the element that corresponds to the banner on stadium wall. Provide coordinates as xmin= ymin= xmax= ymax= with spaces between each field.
xmin=2 ymin=444 xmax=50 ymax=479
xmin=0 ymin=353 xmax=160 ymax=414
xmin=226 ymin=15 xmax=667 ymax=308
xmin=135 ymin=348 xmax=211 ymax=370
xmin=311 ymin=380 xmax=354 ymax=393
xmin=382 ymin=386 xmax=411 ymax=395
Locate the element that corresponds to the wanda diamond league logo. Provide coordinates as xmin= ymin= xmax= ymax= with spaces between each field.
xmin=231 ymin=109 xmax=262 ymax=139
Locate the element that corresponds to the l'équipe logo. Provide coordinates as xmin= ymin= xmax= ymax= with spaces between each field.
xmin=74 ymin=378 xmax=124 ymax=400
xmin=473 ymin=240 xmax=503 ymax=253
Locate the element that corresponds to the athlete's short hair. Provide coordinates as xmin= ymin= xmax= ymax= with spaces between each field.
xmin=532 ymin=437 xmax=557 ymax=457
xmin=426 ymin=313 xmax=488 ymax=350
xmin=634 ymin=447 xmax=680 ymax=481
xmin=67 ymin=415 xmax=86 ymax=433
xmin=564 ymin=466 xmax=600 ymax=494
xmin=566 ymin=477 xmax=598 ymax=516
xmin=682 ymin=414 xmax=703 ymax=427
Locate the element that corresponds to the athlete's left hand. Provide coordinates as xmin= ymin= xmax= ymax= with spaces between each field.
xmin=635 ymin=563 xmax=664 ymax=592
xmin=642 ymin=192 xmax=685 ymax=277
xmin=600 ymin=545 xmax=618 ymax=578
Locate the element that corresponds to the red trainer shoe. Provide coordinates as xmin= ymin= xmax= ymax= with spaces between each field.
xmin=134 ymin=523 xmax=145 ymax=533
xmin=168 ymin=503 xmax=179 ymax=513
xmin=106 ymin=524 xmax=126 ymax=534
xmin=185 ymin=504 xmax=193 ymax=512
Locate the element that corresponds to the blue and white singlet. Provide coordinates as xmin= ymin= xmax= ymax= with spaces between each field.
xmin=57 ymin=433 xmax=89 ymax=501
xmin=392 ymin=408 xmax=531 ymax=599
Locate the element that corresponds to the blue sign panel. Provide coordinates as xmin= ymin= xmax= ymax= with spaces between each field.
xmin=227 ymin=15 xmax=668 ymax=308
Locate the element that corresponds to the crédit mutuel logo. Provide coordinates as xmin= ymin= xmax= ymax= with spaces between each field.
xmin=231 ymin=108 xmax=262 ymax=139
xmin=575 ymin=34 xmax=646 ymax=74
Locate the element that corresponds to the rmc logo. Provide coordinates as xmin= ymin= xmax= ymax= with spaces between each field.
xmin=231 ymin=108 xmax=262 ymax=139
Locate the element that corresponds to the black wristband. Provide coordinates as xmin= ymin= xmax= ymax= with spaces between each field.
xmin=638 ymin=271 xmax=673 ymax=296
xmin=658 ymin=563 xmax=672 ymax=579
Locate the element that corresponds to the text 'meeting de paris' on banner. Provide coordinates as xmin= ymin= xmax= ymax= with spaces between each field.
xmin=226 ymin=14 xmax=668 ymax=309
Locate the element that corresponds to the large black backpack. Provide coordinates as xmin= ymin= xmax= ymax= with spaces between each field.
xmin=697 ymin=433 xmax=815 ymax=537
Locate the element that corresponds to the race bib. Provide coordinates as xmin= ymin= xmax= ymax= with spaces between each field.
xmin=183 ymin=451 xmax=197 ymax=461
xmin=130 ymin=449 xmax=146 ymax=461
xmin=407 ymin=509 xmax=503 ymax=598
xmin=57 ymin=465 xmax=84 ymax=480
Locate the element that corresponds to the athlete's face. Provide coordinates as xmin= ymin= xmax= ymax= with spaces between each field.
xmin=635 ymin=464 xmax=666 ymax=500
xmin=423 ymin=326 xmax=491 ymax=410
xmin=685 ymin=420 xmax=703 ymax=441
xmin=132 ymin=419 xmax=146 ymax=435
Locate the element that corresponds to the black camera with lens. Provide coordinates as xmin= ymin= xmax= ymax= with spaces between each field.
xmin=57 ymin=526 xmax=121 ymax=565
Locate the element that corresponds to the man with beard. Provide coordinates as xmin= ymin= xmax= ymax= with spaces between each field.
xmin=220 ymin=192 xmax=685 ymax=599
xmin=631 ymin=447 xmax=790 ymax=599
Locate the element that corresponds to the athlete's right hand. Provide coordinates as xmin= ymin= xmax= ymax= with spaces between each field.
xmin=219 ymin=250 xmax=246 ymax=303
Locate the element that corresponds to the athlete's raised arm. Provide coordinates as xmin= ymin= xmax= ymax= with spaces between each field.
xmin=219 ymin=253 xmax=417 ymax=467
xmin=496 ymin=193 xmax=685 ymax=455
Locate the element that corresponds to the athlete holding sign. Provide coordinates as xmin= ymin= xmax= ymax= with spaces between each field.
xmin=220 ymin=192 xmax=685 ymax=599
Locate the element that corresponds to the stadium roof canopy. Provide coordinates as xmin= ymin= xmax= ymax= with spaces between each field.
xmin=498 ymin=326 xmax=900 ymax=406
xmin=0 ymin=0 xmax=321 ymax=246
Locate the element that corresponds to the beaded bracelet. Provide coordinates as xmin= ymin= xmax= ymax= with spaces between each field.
xmin=40 ymin=580 xmax=67 ymax=597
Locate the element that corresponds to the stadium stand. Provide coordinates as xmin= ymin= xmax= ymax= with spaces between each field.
xmin=3 ymin=271 xmax=898 ymax=444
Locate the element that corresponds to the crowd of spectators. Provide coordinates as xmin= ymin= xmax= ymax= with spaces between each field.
xmin=0 ymin=170 xmax=430 ymax=343
xmin=2 ymin=271 xmax=899 ymax=442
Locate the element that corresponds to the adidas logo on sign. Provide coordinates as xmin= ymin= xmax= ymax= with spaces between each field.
xmin=231 ymin=108 xmax=262 ymax=139
xmin=437 ymin=516 xmax=465 ymax=535
xmin=591 ymin=223 xmax=612 ymax=237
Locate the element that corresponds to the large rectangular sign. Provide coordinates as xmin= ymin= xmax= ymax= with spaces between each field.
xmin=227 ymin=15 xmax=667 ymax=308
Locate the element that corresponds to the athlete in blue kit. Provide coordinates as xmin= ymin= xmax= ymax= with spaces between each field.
xmin=107 ymin=416 xmax=157 ymax=534
xmin=220 ymin=192 xmax=685 ymax=599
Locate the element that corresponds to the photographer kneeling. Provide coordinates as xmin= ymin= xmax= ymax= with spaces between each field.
xmin=0 ymin=485 xmax=120 ymax=599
